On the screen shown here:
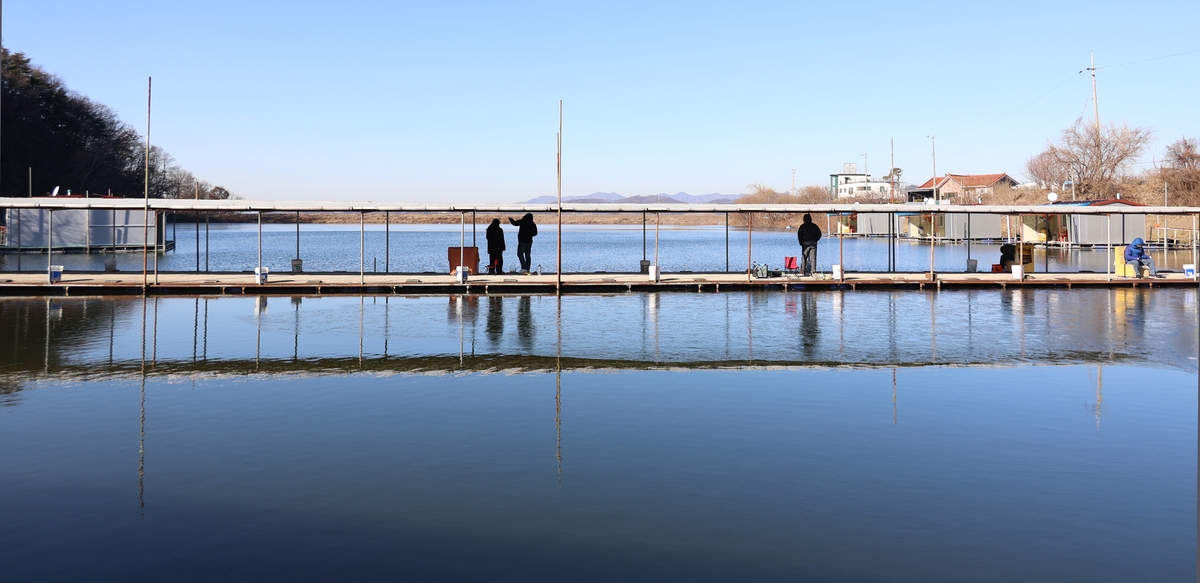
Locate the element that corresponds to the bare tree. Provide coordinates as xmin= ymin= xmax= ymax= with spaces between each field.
xmin=1027 ymin=121 xmax=1151 ymax=197
xmin=1161 ymin=137 xmax=1200 ymax=205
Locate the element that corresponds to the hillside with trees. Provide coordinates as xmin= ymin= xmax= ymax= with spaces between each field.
xmin=0 ymin=48 xmax=233 ymax=200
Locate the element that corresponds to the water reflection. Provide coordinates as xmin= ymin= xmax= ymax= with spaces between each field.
xmin=0 ymin=289 xmax=1196 ymax=388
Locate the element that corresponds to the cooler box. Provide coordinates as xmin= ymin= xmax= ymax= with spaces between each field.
xmin=48 ymin=265 xmax=64 ymax=284
xmin=448 ymin=247 xmax=479 ymax=274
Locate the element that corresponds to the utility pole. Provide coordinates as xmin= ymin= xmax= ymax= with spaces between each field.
xmin=929 ymin=135 xmax=938 ymax=203
xmin=862 ymin=152 xmax=868 ymax=177
xmin=890 ymin=138 xmax=895 ymax=203
xmin=1084 ymin=51 xmax=1102 ymax=130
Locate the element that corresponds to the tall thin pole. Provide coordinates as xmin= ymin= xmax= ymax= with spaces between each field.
xmin=725 ymin=212 xmax=729 ymax=273
xmin=384 ymin=211 xmax=389 ymax=273
xmin=142 ymin=77 xmax=151 ymax=290
xmin=360 ymin=212 xmax=365 ymax=285
xmin=1106 ymin=214 xmax=1111 ymax=282
xmin=746 ymin=213 xmax=752 ymax=283
xmin=47 ymin=209 xmax=53 ymax=275
xmin=929 ymin=212 xmax=936 ymax=281
xmin=655 ymin=212 xmax=660 ymax=270
xmin=195 ymin=189 xmax=200 ymax=272
xmin=557 ymin=100 xmax=563 ymax=293
xmin=1191 ymin=213 xmax=1197 ymax=279
xmin=257 ymin=211 xmax=262 ymax=277
xmin=930 ymin=135 xmax=938 ymax=203
xmin=1087 ymin=51 xmax=1101 ymax=130
xmin=889 ymin=138 xmax=895 ymax=203
xmin=838 ymin=214 xmax=844 ymax=281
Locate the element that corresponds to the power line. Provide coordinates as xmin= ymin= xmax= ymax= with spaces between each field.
xmin=939 ymin=72 xmax=1083 ymax=137
xmin=1103 ymin=48 xmax=1200 ymax=69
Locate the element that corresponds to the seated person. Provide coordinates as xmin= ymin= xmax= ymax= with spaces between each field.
xmin=998 ymin=244 xmax=1017 ymax=270
xmin=1124 ymin=238 xmax=1161 ymax=278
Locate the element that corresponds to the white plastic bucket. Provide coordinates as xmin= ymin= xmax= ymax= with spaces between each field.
xmin=254 ymin=266 xmax=269 ymax=284
xmin=1011 ymin=264 xmax=1024 ymax=280
xmin=1184 ymin=264 xmax=1195 ymax=277
xmin=48 ymin=265 xmax=64 ymax=284
xmin=455 ymin=266 xmax=469 ymax=283
xmin=648 ymin=266 xmax=660 ymax=282
xmin=832 ymin=265 xmax=844 ymax=280
xmin=966 ymin=258 xmax=978 ymax=273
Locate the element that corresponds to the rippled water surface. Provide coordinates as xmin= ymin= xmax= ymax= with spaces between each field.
xmin=0 ymin=289 xmax=1195 ymax=582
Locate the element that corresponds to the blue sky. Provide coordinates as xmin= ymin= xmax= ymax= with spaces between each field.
xmin=6 ymin=1 xmax=1198 ymax=202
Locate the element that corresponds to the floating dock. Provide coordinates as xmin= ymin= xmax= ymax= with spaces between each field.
xmin=0 ymin=270 xmax=1194 ymax=296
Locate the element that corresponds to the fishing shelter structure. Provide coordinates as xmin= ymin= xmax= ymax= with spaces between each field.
xmin=3 ymin=204 xmax=164 ymax=252
xmin=1019 ymin=200 xmax=1146 ymax=246
xmin=0 ymin=198 xmax=1196 ymax=286
xmin=829 ymin=212 xmax=903 ymax=236
xmin=900 ymin=207 xmax=1003 ymax=240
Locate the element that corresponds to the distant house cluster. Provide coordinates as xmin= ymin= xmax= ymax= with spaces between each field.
xmin=829 ymin=163 xmax=1019 ymax=202
xmin=908 ymin=173 xmax=1020 ymax=202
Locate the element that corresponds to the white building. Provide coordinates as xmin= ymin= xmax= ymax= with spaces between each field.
xmin=829 ymin=163 xmax=898 ymax=200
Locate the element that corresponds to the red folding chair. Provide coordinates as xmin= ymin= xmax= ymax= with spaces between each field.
xmin=784 ymin=256 xmax=799 ymax=274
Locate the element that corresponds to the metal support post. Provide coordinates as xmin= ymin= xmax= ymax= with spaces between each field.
xmin=47 ymin=209 xmax=53 ymax=274
xmin=360 ymin=212 xmax=365 ymax=284
xmin=746 ymin=212 xmax=752 ymax=283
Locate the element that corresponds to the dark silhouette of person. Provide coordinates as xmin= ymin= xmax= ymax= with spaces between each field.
xmin=999 ymin=244 xmax=1017 ymax=270
xmin=797 ymin=213 xmax=822 ymax=276
xmin=486 ymin=219 xmax=506 ymax=274
xmin=508 ymin=213 xmax=538 ymax=274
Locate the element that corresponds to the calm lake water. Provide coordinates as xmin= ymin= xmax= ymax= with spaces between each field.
xmin=2 ymin=223 xmax=1196 ymax=274
xmin=1 ymin=288 xmax=1196 ymax=581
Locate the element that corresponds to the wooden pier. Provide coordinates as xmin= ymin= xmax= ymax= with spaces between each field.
xmin=0 ymin=270 xmax=1194 ymax=296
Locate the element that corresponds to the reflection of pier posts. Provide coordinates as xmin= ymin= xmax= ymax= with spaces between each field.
xmin=556 ymin=295 xmax=562 ymax=488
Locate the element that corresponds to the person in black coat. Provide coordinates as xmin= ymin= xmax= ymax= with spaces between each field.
xmin=486 ymin=219 xmax=506 ymax=274
xmin=507 ymin=213 xmax=537 ymax=273
xmin=797 ymin=213 xmax=822 ymax=276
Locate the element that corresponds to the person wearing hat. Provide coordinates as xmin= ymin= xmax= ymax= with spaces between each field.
xmin=1123 ymin=238 xmax=1161 ymax=278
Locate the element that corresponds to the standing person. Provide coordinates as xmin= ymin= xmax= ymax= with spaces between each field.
xmin=485 ymin=219 xmax=506 ymax=274
xmin=797 ymin=213 xmax=822 ymax=276
xmin=508 ymin=213 xmax=537 ymax=274
xmin=1124 ymin=238 xmax=1161 ymax=278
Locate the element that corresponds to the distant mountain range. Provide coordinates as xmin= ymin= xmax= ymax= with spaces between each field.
xmin=522 ymin=192 xmax=740 ymax=205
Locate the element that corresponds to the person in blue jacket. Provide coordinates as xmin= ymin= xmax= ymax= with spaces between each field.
xmin=1124 ymin=238 xmax=1161 ymax=278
